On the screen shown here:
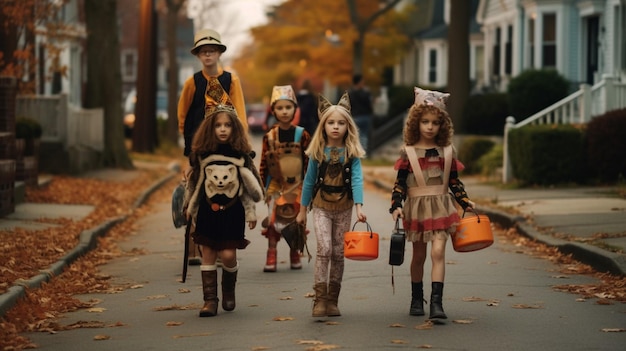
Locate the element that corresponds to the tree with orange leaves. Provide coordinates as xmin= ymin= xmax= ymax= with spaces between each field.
xmin=232 ymin=0 xmax=410 ymax=102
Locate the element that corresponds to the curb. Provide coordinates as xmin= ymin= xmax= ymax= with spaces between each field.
xmin=0 ymin=170 xmax=177 ymax=317
xmin=369 ymin=176 xmax=626 ymax=277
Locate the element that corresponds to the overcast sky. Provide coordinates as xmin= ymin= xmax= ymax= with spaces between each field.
xmin=187 ymin=0 xmax=284 ymax=63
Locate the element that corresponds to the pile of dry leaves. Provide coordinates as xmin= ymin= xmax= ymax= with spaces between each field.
xmin=0 ymin=158 xmax=178 ymax=350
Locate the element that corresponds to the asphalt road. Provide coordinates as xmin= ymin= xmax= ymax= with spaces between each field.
xmin=22 ymin=134 xmax=625 ymax=350
xmin=23 ymin=190 xmax=625 ymax=350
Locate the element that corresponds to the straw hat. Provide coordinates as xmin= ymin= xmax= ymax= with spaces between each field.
xmin=270 ymin=85 xmax=298 ymax=107
xmin=190 ymin=29 xmax=227 ymax=54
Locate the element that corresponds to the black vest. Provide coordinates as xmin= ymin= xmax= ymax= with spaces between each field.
xmin=183 ymin=71 xmax=232 ymax=156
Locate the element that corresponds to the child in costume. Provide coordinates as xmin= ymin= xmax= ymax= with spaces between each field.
xmin=178 ymin=28 xmax=248 ymax=265
xmin=184 ymin=105 xmax=263 ymax=317
xmin=259 ymin=85 xmax=311 ymax=272
xmin=389 ymin=87 xmax=475 ymax=319
xmin=296 ymin=92 xmax=367 ymax=318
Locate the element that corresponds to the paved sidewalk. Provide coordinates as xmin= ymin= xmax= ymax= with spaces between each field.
xmin=363 ymin=166 xmax=626 ymax=276
xmin=0 ymin=162 xmax=179 ymax=316
xmin=1 ymin=162 xmax=625 ymax=318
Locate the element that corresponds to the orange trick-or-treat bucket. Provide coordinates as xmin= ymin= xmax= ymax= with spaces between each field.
xmin=344 ymin=221 xmax=379 ymax=261
xmin=452 ymin=211 xmax=494 ymax=252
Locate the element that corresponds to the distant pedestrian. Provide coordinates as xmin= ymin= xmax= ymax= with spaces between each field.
xmin=296 ymin=79 xmax=318 ymax=136
xmin=259 ymin=85 xmax=311 ymax=272
xmin=296 ymin=92 xmax=367 ymax=318
xmin=347 ymin=74 xmax=373 ymax=153
xmin=177 ymin=28 xmax=248 ymax=265
xmin=184 ymin=105 xmax=264 ymax=317
xmin=389 ymin=87 xmax=475 ymax=320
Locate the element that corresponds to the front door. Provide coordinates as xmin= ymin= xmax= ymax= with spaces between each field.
xmin=586 ymin=16 xmax=600 ymax=85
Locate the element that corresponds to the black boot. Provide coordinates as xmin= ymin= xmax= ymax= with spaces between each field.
xmin=429 ymin=282 xmax=447 ymax=319
xmin=221 ymin=266 xmax=238 ymax=312
xmin=409 ymin=281 xmax=425 ymax=316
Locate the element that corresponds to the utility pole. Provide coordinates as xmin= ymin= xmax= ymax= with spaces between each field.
xmin=133 ymin=0 xmax=158 ymax=152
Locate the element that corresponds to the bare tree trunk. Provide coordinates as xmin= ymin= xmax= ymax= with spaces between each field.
xmin=345 ymin=0 xmax=401 ymax=75
xmin=447 ymin=0 xmax=470 ymax=131
xmin=84 ymin=0 xmax=133 ymax=169
xmin=165 ymin=0 xmax=184 ymax=145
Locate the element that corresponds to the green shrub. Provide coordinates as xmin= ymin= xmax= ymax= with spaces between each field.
xmin=584 ymin=108 xmax=626 ymax=183
xmin=477 ymin=144 xmax=503 ymax=177
xmin=461 ymin=93 xmax=510 ymax=135
xmin=458 ymin=137 xmax=495 ymax=174
xmin=15 ymin=117 xmax=43 ymax=139
xmin=508 ymin=124 xmax=584 ymax=185
xmin=507 ymin=69 xmax=569 ymax=119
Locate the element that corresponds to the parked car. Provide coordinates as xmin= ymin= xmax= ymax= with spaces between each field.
xmin=246 ymin=103 xmax=268 ymax=134
xmin=123 ymin=89 xmax=168 ymax=138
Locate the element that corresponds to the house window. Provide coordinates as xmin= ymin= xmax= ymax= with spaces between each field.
xmin=493 ymin=27 xmax=501 ymax=76
xmin=542 ymin=13 xmax=556 ymax=67
xmin=475 ymin=45 xmax=484 ymax=87
xmin=505 ymin=25 xmax=513 ymax=75
xmin=121 ymin=51 xmax=137 ymax=81
xmin=529 ymin=18 xmax=535 ymax=67
xmin=428 ymin=49 xmax=437 ymax=83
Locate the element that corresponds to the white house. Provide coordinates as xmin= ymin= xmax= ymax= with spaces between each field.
xmin=477 ymin=0 xmax=625 ymax=91
xmin=394 ymin=0 xmax=485 ymax=91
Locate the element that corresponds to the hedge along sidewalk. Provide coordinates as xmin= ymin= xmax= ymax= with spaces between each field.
xmin=0 ymin=167 xmax=178 ymax=317
xmin=363 ymin=165 xmax=626 ymax=276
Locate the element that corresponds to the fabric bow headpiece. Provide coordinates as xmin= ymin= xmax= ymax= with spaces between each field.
xmin=413 ymin=87 xmax=450 ymax=114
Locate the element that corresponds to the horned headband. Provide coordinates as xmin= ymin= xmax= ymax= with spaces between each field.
xmin=318 ymin=91 xmax=351 ymax=116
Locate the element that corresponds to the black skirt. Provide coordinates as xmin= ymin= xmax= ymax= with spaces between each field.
xmin=192 ymin=187 xmax=250 ymax=250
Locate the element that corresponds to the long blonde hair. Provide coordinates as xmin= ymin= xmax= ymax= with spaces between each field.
xmin=306 ymin=104 xmax=366 ymax=162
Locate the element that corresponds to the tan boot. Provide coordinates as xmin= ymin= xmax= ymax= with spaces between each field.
xmin=221 ymin=265 xmax=238 ymax=312
xmin=326 ymin=282 xmax=341 ymax=317
xmin=312 ymin=282 xmax=327 ymax=317
xmin=199 ymin=270 xmax=218 ymax=317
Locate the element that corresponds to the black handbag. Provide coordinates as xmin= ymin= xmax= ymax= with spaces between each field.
xmin=389 ymin=219 xmax=406 ymax=266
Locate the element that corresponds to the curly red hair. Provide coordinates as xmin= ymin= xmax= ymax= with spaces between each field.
xmin=403 ymin=104 xmax=454 ymax=146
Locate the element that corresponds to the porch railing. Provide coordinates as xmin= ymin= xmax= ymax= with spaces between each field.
xmin=15 ymin=94 xmax=104 ymax=152
xmin=502 ymin=75 xmax=626 ymax=183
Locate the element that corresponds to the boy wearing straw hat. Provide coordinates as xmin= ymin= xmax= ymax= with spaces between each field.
xmin=178 ymin=28 xmax=248 ymax=158
xmin=178 ymin=29 xmax=248 ymax=266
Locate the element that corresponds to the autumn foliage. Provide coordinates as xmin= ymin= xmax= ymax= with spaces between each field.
xmin=232 ymin=0 xmax=411 ymax=102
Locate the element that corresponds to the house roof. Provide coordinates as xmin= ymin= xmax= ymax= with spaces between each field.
xmin=415 ymin=0 xmax=481 ymax=39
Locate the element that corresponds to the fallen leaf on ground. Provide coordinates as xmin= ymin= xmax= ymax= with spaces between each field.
xmin=86 ymin=307 xmax=106 ymax=313
xmin=272 ymin=316 xmax=294 ymax=321
xmin=415 ymin=321 xmax=434 ymax=330
xmin=389 ymin=323 xmax=405 ymax=328
xmin=391 ymin=339 xmax=408 ymax=344
xmin=165 ymin=321 xmax=183 ymax=326
xmin=601 ymin=328 xmax=625 ymax=332
xmin=93 ymin=334 xmax=110 ymax=340
xmin=511 ymin=303 xmax=544 ymax=309
xmin=453 ymin=319 xmax=474 ymax=324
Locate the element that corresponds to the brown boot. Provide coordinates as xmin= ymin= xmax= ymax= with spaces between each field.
xmin=199 ymin=270 xmax=218 ymax=317
xmin=290 ymin=249 xmax=302 ymax=269
xmin=326 ymin=282 xmax=341 ymax=317
xmin=221 ymin=265 xmax=238 ymax=312
xmin=312 ymin=282 xmax=327 ymax=317
xmin=263 ymin=248 xmax=277 ymax=272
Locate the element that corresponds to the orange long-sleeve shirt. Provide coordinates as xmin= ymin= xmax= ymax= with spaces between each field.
xmin=177 ymin=67 xmax=248 ymax=133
